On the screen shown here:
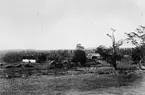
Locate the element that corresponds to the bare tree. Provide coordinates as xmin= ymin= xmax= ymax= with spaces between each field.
xmin=107 ymin=28 xmax=124 ymax=70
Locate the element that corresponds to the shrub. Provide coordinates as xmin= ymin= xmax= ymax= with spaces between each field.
xmin=72 ymin=49 xmax=87 ymax=67
xmin=2 ymin=52 xmax=22 ymax=63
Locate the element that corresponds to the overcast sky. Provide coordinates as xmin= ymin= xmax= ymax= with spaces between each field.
xmin=0 ymin=0 xmax=145 ymax=50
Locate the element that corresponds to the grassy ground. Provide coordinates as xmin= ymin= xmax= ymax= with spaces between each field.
xmin=0 ymin=58 xmax=141 ymax=78
xmin=0 ymin=72 xmax=143 ymax=95
xmin=0 ymin=59 xmax=144 ymax=95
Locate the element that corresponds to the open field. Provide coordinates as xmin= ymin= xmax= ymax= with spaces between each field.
xmin=0 ymin=71 xmax=144 ymax=95
xmin=0 ymin=58 xmax=145 ymax=95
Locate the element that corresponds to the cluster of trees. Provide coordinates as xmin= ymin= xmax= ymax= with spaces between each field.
xmin=125 ymin=26 xmax=145 ymax=63
xmin=0 ymin=44 xmax=87 ymax=70
xmin=1 ymin=50 xmax=73 ymax=64
xmin=1 ymin=49 xmax=83 ymax=64
xmin=2 ymin=52 xmax=22 ymax=63
xmin=95 ymin=26 xmax=145 ymax=70
xmin=47 ymin=50 xmax=73 ymax=61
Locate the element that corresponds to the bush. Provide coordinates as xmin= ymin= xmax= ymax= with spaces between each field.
xmin=131 ymin=47 xmax=142 ymax=63
xmin=2 ymin=52 xmax=22 ymax=63
xmin=72 ymin=49 xmax=87 ymax=67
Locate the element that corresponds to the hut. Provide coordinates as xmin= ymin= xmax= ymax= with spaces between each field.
xmin=22 ymin=56 xmax=37 ymax=63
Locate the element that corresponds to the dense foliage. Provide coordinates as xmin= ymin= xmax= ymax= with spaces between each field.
xmin=126 ymin=26 xmax=145 ymax=62
xmin=72 ymin=49 xmax=87 ymax=67
xmin=1 ymin=50 xmax=74 ymax=64
xmin=95 ymin=45 xmax=123 ymax=63
xmin=2 ymin=52 xmax=22 ymax=63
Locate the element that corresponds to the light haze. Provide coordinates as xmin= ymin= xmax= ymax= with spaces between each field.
xmin=0 ymin=0 xmax=145 ymax=50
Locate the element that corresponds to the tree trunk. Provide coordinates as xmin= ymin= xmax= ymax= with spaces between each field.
xmin=112 ymin=46 xmax=117 ymax=70
xmin=111 ymin=54 xmax=117 ymax=70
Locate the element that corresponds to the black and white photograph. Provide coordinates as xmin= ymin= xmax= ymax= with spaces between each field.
xmin=0 ymin=0 xmax=145 ymax=95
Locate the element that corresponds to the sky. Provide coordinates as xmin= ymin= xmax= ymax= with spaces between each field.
xmin=0 ymin=0 xmax=145 ymax=50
